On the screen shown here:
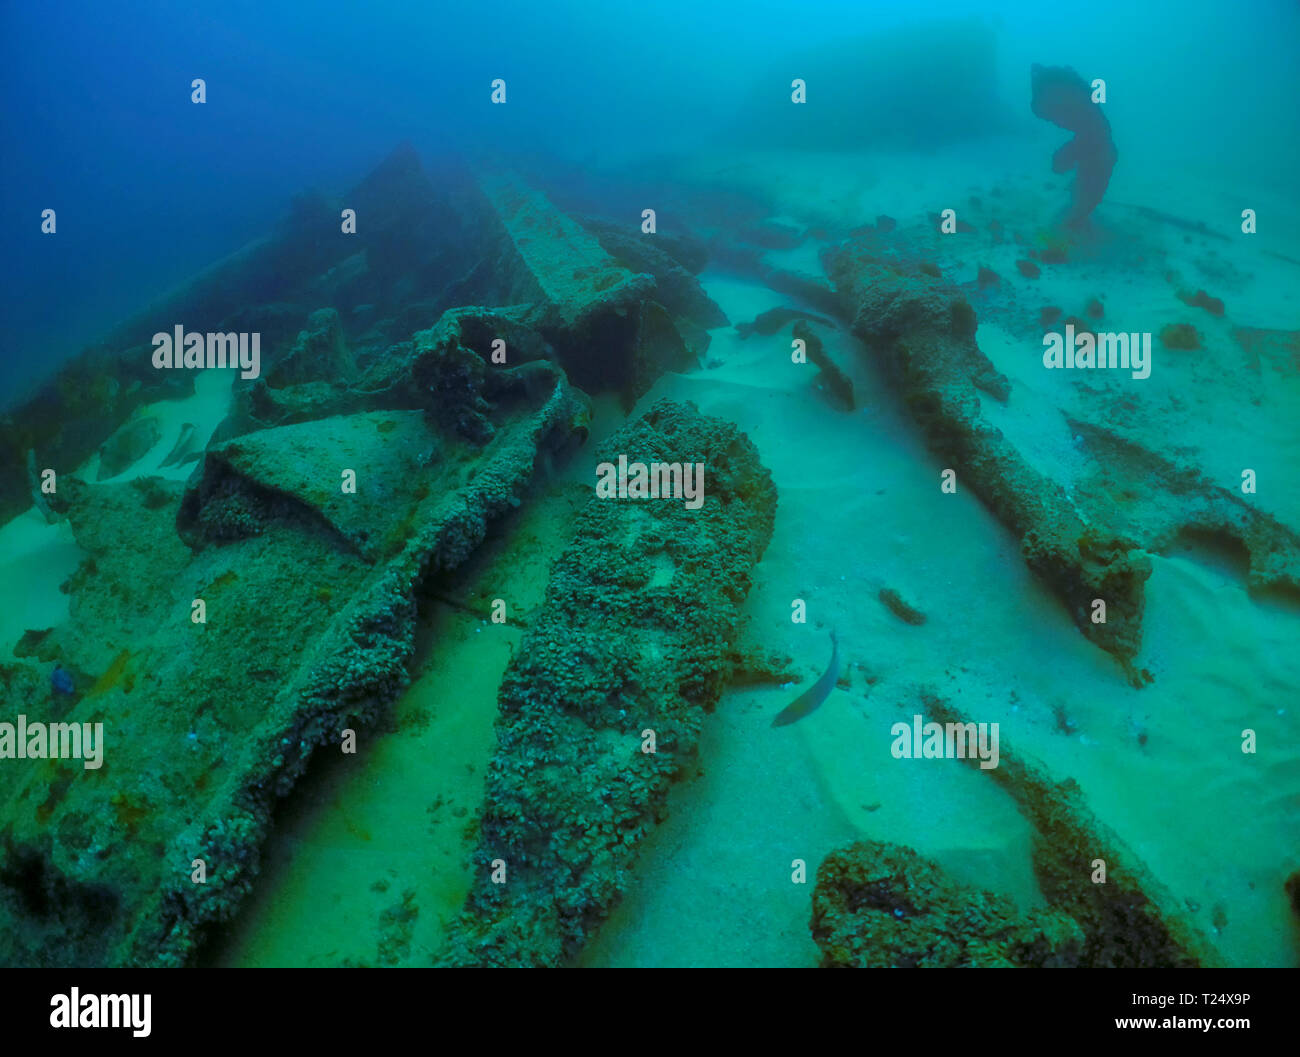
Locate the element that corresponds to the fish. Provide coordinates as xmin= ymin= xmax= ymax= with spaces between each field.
xmin=159 ymin=422 xmax=199 ymax=468
xmin=27 ymin=449 xmax=63 ymax=523
xmin=772 ymin=630 xmax=839 ymax=727
xmin=96 ymin=415 xmax=162 ymax=480
xmin=51 ymin=664 xmax=75 ymax=696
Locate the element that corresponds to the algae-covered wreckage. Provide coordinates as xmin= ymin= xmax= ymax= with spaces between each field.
xmin=812 ymin=695 xmax=1221 ymax=969
xmin=0 ymin=136 xmax=1275 ymax=969
xmin=822 ymin=233 xmax=1300 ymax=685
xmin=0 ymin=145 xmax=757 ymax=967
xmin=439 ymin=401 xmax=775 ymax=966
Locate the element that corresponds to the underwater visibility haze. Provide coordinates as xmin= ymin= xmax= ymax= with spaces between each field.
xmin=0 ymin=0 xmax=1298 ymax=972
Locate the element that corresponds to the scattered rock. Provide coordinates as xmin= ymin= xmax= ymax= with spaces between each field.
xmin=1160 ymin=322 xmax=1200 ymax=350
xmin=878 ymin=587 xmax=926 ymax=625
xmin=1177 ymin=288 xmax=1225 ymax=316
xmin=1016 ymin=259 xmax=1041 ymax=279
xmin=1233 ymin=326 xmax=1300 ymax=374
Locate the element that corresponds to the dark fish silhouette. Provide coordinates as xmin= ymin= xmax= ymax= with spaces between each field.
xmin=1030 ymin=63 xmax=1117 ymax=228
xmin=159 ymin=422 xmax=199 ymax=468
xmin=772 ymin=630 xmax=839 ymax=727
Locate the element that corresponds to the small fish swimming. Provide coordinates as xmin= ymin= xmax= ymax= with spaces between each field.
xmin=772 ymin=630 xmax=839 ymax=727
xmin=96 ymin=414 xmax=161 ymax=481
xmin=51 ymin=664 xmax=75 ymax=696
xmin=159 ymin=422 xmax=200 ymax=468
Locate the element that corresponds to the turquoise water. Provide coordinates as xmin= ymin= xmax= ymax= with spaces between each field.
xmin=1 ymin=1 xmax=1298 ymax=968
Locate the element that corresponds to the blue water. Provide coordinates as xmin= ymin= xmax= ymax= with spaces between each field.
xmin=3 ymin=1 xmax=1297 ymax=403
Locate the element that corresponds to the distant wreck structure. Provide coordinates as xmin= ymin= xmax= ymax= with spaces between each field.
xmin=0 ymin=143 xmax=726 ymax=526
xmin=733 ymin=17 xmax=1012 ymax=151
